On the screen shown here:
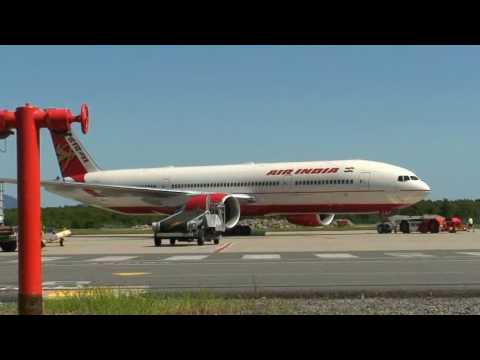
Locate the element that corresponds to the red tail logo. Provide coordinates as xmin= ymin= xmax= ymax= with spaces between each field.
xmin=51 ymin=133 xmax=91 ymax=182
xmin=54 ymin=140 xmax=77 ymax=174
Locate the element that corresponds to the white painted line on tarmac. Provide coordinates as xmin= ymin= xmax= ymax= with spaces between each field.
xmin=113 ymin=272 xmax=151 ymax=276
xmin=43 ymin=281 xmax=91 ymax=288
xmin=384 ymin=252 xmax=434 ymax=258
xmin=242 ymin=254 xmax=281 ymax=260
xmin=6 ymin=256 xmax=70 ymax=264
xmin=86 ymin=256 xmax=138 ymax=262
xmin=457 ymin=252 xmax=480 ymax=256
xmin=315 ymin=253 xmax=359 ymax=259
xmin=163 ymin=255 xmax=209 ymax=261
xmin=43 ymin=257 xmax=71 ymax=262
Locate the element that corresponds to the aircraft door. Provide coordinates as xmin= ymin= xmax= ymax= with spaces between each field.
xmin=160 ymin=178 xmax=171 ymax=189
xmin=283 ymin=176 xmax=295 ymax=188
xmin=357 ymin=172 xmax=371 ymax=190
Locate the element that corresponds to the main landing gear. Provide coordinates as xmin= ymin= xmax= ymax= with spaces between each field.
xmin=376 ymin=210 xmax=395 ymax=234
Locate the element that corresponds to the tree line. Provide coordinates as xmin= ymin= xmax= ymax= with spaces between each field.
xmin=3 ymin=199 xmax=480 ymax=229
xmin=4 ymin=206 xmax=160 ymax=229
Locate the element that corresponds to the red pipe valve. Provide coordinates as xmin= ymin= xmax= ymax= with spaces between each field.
xmin=0 ymin=110 xmax=16 ymax=139
xmin=0 ymin=103 xmax=89 ymax=136
xmin=43 ymin=103 xmax=89 ymax=134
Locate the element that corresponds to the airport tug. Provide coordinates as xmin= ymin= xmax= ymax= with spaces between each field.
xmin=151 ymin=194 xmax=231 ymax=246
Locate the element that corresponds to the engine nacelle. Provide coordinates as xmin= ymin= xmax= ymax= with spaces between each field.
xmin=185 ymin=193 xmax=241 ymax=229
xmin=286 ymin=214 xmax=335 ymax=227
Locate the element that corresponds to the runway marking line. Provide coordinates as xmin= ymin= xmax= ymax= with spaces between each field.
xmin=384 ymin=252 xmax=434 ymax=258
xmin=242 ymin=254 xmax=281 ymax=260
xmin=315 ymin=253 xmax=358 ymax=259
xmin=6 ymin=256 xmax=70 ymax=264
xmin=457 ymin=252 xmax=480 ymax=256
xmin=86 ymin=256 xmax=138 ymax=262
xmin=43 ymin=281 xmax=91 ymax=287
xmin=164 ymin=255 xmax=209 ymax=261
xmin=214 ymin=242 xmax=233 ymax=253
xmin=113 ymin=272 xmax=151 ymax=276
xmin=43 ymin=257 xmax=71 ymax=262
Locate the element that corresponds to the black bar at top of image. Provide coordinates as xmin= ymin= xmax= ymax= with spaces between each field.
xmin=1 ymin=29 xmax=480 ymax=45
xmin=1 ymin=2 xmax=479 ymax=45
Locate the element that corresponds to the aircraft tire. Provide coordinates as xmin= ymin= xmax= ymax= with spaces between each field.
xmin=197 ymin=230 xmax=205 ymax=246
xmin=383 ymin=223 xmax=393 ymax=233
xmin=169 ymin=238 xmax=176 ymax=246
xmin=429 ymin=219 xmax=440 ymax=233
xmin=0 ymin=241 xmax=17 ymax=252
xmin=377 ymin=224 xmax=384 ymax=234
xmin=400 ymin=221 xmax=410 ymax=234
xmin=154 ymin=234 xmax=162 ymax=247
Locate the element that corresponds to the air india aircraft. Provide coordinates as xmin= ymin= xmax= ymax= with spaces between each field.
xmin=1 ymin=131 xmax=431 ymax=246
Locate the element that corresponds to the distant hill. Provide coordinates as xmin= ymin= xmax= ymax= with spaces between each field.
xmin=4 ymin=195 xmax=17 ymax=209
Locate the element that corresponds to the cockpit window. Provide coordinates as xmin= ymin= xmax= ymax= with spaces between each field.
xmin=399 ymin=175 xmax=415 ymax=181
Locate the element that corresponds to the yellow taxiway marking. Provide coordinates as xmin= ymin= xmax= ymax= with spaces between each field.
xmin=44 ymin=287 xmax=149 ymax=298
xmin=45 ymin=290 xmax=96 ymax=298
xmin=112 ymin=272 xmax=151 ymax=276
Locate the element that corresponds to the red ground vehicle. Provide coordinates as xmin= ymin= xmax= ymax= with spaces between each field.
xmin=444 ymin=216 xmax=467 ymax=232
xmin=417 ymin=216 xmax=445 ymax=233
xmin=378 ymin=215 xmax=467 ymax=234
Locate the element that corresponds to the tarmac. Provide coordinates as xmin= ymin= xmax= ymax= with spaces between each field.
xmin=1 ymin=230 xmax=480 ymax=297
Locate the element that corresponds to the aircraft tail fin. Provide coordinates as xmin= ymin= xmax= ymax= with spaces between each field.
xmin=50 ymin=130 xmax=100 ymax=182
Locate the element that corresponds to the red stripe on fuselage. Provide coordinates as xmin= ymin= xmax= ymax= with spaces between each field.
xmin=107 ymin=203 xmax=407 ymax=216
xmin=240 ymin=204 xmax=407 ymax=216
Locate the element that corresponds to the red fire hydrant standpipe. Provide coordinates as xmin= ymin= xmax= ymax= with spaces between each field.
xmin=0 ymin=103 xmax=89 ymax=315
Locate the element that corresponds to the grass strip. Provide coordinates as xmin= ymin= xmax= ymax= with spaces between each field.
xmin=0 ymin=289 xmax=296 ymax=315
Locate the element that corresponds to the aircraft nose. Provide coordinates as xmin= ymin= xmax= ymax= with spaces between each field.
xmin=418 ymin=180 xmax=431 ymax=192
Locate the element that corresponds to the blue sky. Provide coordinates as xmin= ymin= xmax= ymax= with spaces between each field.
xmin=0 ymin=45 xmax=479 ymax=206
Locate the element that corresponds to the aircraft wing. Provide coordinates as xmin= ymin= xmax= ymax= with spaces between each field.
xmin=0 ymin=178 xmax=255 ymax=214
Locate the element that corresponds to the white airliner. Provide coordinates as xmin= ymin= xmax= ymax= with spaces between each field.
xmin=1 ymin=131 xmax=430 ymax=243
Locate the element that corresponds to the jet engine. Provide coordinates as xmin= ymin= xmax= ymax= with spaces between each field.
xmin=286 ymin=214 xmax=335 ymax=226
xmin=185 ymin=193 xmax=241 ymax=229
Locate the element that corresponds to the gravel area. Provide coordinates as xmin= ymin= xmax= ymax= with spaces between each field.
xmin=2 ymin=295 xmax=480 ymax=315
xmin=252 ymin=297 xmax=480 ymax=315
